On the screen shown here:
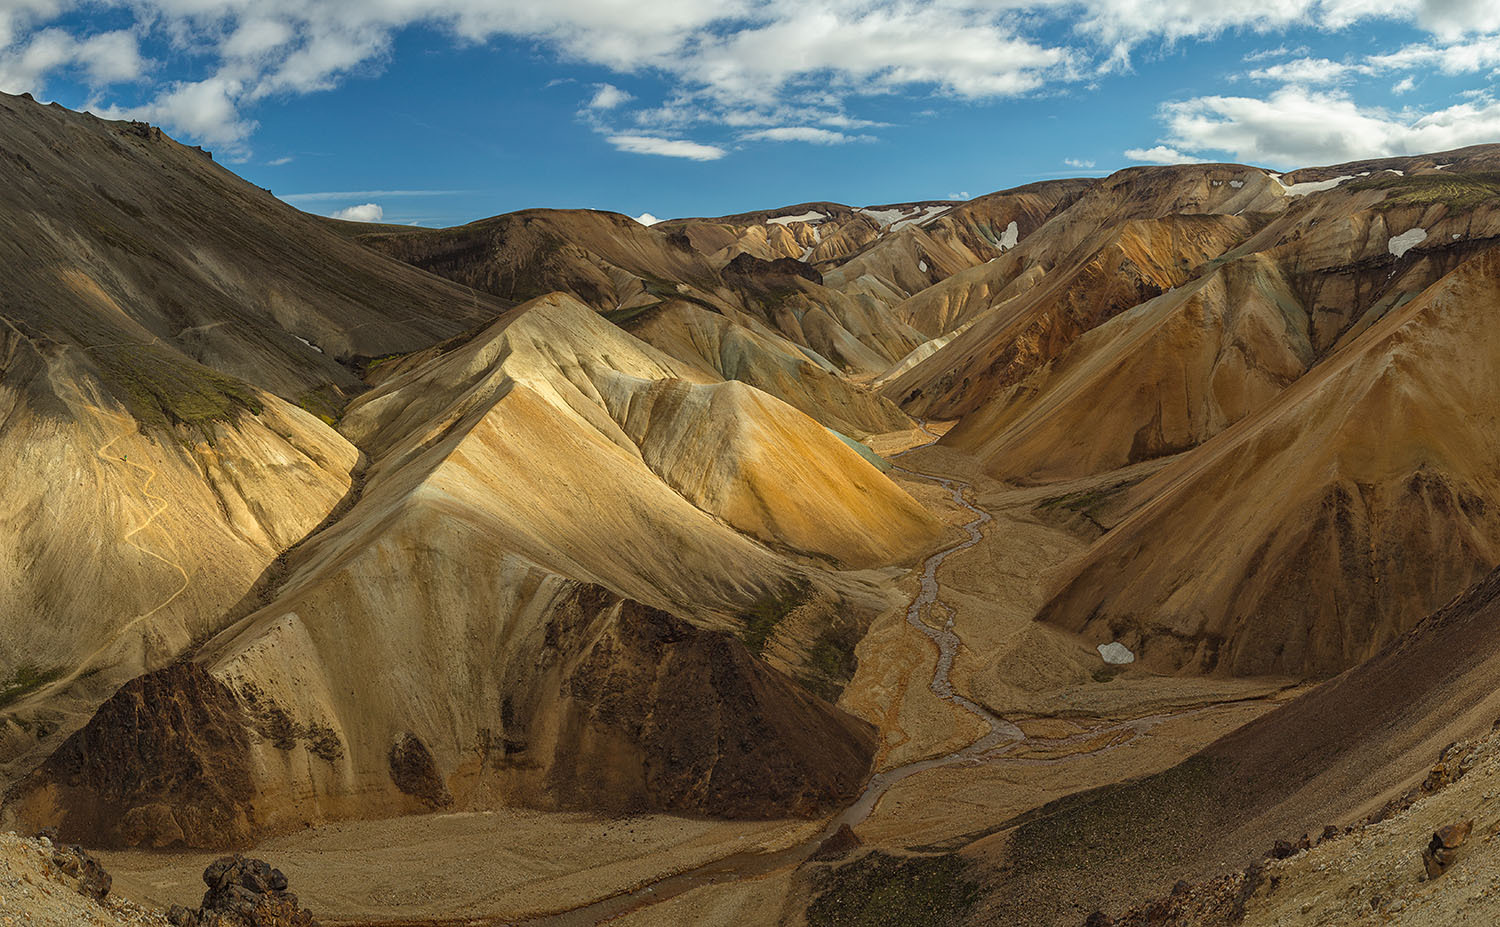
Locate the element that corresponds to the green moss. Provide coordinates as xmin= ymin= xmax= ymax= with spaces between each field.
xmin=1037 ymin=480 xmax=1129 ymax=520
xmin=1346 ymin=172 xmax=1500 ymax=211
xmin=739 ymin=579 xmax=812 ymax=656
xmin=603 ymin=302 xmax=663 ymax=325
xmin=805 ymin=621 xmax=863 ymax=701
xmin=296 ymin=387 xmax=344 ymax=425
xmin=0 ymin=663 xmax=63 ymax=708
xmin=89 ymin=341 xmax=262 ymax=430
xmin=807 ymin=852 xmax=983 ymax=927
xmin=1004 ymin=755 xmax=1225 ymax=874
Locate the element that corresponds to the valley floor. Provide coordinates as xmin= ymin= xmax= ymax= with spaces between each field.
xmin=94 ymin=429 xmax=1299 ymax=926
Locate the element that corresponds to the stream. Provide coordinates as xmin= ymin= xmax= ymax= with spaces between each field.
xmin=515 ymin=423 xmax=1024 ymax=926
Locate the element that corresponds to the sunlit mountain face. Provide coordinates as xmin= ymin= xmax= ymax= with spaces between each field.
xmin=5 ymin=3 xmax=1500 ymax=925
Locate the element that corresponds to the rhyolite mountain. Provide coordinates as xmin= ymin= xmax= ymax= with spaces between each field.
xmin=6 ymin=88 xmax=1500 ymax=927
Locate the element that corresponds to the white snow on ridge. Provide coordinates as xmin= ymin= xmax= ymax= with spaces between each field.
xmin=768 ymin=210 xmax=826 ymax=226
xmin=1276 ymin=174 xmax=1357 ymax=197
xmin=1389 ymin=227 xmax=1428 ymax=258
xmin=858 ymin=204 xmax=951 ymax=231
xmin=859 ymin=207 xmax=906 ymax=227
xmin=996 ymin=220 xmax=1019 ymax=251
xmin=891 ymin=204 xmax=951 ymax=231
xmin=1229 ymin=180 xmax=1245 ymax=188
xmin=294 ymin=335 xmax=324 ymax=354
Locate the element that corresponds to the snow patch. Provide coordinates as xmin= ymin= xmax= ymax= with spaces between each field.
xmin=859 ymin=204 xmax=949 ymax=231
xmin=918 ymin=259 xmax=928 ymax=272
xmin=767 ymin=210 xmax=825 ymax=226
xmin=858 ymin=207 xmax=906 ymax=227
xmin=294 ymin=335 xmax=324 ymax=354
xmin=1097 ymin=642 xmax=1135 ymax=665
xmin=1276 ymin=174 xmax=1357 ymax=197
xmin=1388 ymin=227 xmax=1427 ymax=258
xmin=1453 ymin=233 xmax=1462 ymax=240
xmin=1229 ymin=179 xmax=1245 ymax=188
xmin=996 ymin=220 xmax=1019 ymax=251
xmin=894 ymin=204 xmax=950 ymax=231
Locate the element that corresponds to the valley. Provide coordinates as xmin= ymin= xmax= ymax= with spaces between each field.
xmin=6 ymin=88 xmax=1500 ymax=927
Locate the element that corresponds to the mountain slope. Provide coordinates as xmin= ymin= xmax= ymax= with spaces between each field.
xmin=960 ymin=562 xmax=1500 ymax=925
xmin=4 ymin=293 xmax=937 ymax=846
xmin=1039 ymin=244 xmax=1500 ymax=676
xmin=0 ymin=91 xmax=507 ymax=785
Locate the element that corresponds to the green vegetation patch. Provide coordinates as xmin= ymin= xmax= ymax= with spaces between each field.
xmin=90 ymin=341 xmax=263 ymax=430
xmin=1004 ymin=755 xmax=1225 ymax=874
xmin=1037 ymin=479 xmax=1131 ymax=523
xmin=739 ymin=578 xmax=813 ymax=656
xmin=808 ymin=851 xmax=983 ymax=927
xmin=0 ymin=662 xmax=63 ymax=708
xmin=296 ymin=385 xmax=345 ymax=426
xmin=1346 ymin=171 xmax=1500 ymax=211
xmin=806 ymin=621 xmax=863 ymax=701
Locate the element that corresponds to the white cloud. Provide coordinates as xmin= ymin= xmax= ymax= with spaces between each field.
xmin=1142 ymin=86 xmax=1500 ymax=166
xmin=329 ymin=202 xmax=384 ymax=222
xmin=635 ymin=212 xmax=661 ymax=225
xmin=1247 ymin=57 xmax=1361 ymax=84
xmin=95 ymin=75 xmax=254 ymax=149
xmin=741 ymin=126 xmax=869 ymax=144
xmin=0 ymin=28 xmax=148 ymax=94
xmin=608 ymin=134 xmax=726 ymax=160
xmin=586 ymin=83 xmax=632 ymax=109
xmin=949 ymin=190 xmax=971 ymax=199
xmin=1064 ymin=157 xmax=1096 ymax=168
xmin=1124 ymin=145 xmax=1199 ymax=164
xmin=266 ymin=155 xmax=294 ymax=165
xmin=14 ymin=0 xmax=1500 ymax=156
xmin=1392 ymin=75 xmax=1416 ymax=93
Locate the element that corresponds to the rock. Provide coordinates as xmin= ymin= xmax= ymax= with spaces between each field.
xmin=811 ymin=823 xmax=862 ymax=860
xmin=388 ymin=732 xmax=452 ymax=809
xmin=1097 ymin=642 xmax=1135 ymax=665
xmin=49 ymin=845 xmax=110 ymax=899
xmin=1170 ymin=880 xmax=1191 ymax=895
xmin=1422 ymin=819 xmax=1473 ymax=879
xmin=174 ymin=855 xmax=317 ymax=926
xmin=1269 ymin=839 xmax=1298 ymax=860
xmin=1083 ymin=912 xmax=1115 ymax=927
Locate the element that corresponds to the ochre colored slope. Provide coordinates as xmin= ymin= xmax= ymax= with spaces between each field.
xmin=1040 ymin=246 xmax=1500 ymax=677
xmin=946 ymin=253 xmax=1312 ymax=480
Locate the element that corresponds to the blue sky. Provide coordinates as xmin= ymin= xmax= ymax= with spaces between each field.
xmin=5 ymin=1 xmax=1500 ymax=226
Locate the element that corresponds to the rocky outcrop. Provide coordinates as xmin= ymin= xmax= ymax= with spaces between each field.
xmin=7 ymin=662 xmax=254 ymax=848
xmin=388 ymin=733 xmax=452 ymax=809
xmin=49 ymin=841 xmax=113 ymax=899
xmin=724 ymin=252 xmax=825 ymax=285
xmin=1423 ymin=820 xmax=1472 ymax=879
xmin=534 ymin=586 xmax=878 ymax=818
xmin=168 ymin=856 xmax=317 ymax=927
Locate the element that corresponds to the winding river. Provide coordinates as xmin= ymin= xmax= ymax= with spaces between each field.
xmin=517 ymin=423 xmax=1020 ymax=927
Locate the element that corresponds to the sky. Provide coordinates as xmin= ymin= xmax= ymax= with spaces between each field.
xmin=5 ymin=1 xmax=1500 ymax=226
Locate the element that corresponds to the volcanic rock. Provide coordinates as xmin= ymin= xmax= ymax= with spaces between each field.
xmin=1422 ymin=819 xmax=1473 ymax=879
